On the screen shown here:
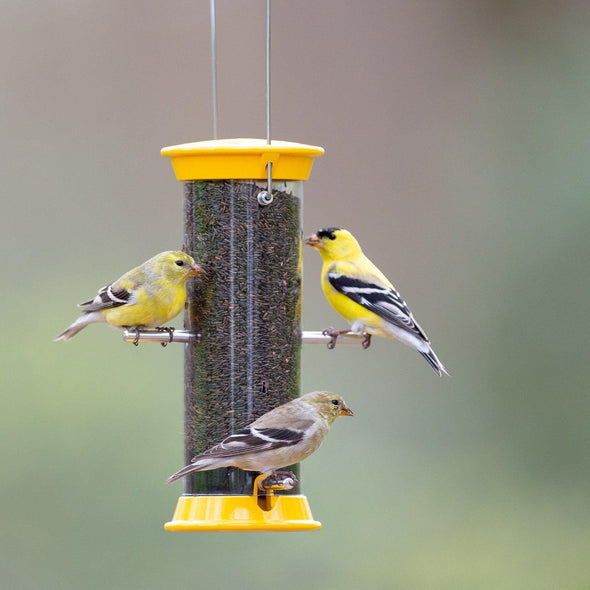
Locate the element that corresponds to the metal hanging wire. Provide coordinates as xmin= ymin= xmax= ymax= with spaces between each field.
xmin=258 ymin=0 xmax=274 ymax=206
xmin=210 ymin=0 xmax=218 ymax=139
xmin=266 ymin=0 xmax=271 ymax=146
xmin=266 ymin=0 xmax=272 ymax=188
xmin=210 ymin=1 xmax=270 ymax=149
xmin=212 ymin=0 xmax=272 ymax=204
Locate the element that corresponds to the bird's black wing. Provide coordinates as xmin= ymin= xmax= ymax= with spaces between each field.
xmin=194 ymin=426 xmax=306 ymax=460
xmin=78 ymin=284 xmax=132 ymax=312
xmin=327 ymin=272 xmax=429 ymax=341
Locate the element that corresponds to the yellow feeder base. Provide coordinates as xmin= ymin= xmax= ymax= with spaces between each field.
xmin=165 ymin=494 xmax=322 ymax=532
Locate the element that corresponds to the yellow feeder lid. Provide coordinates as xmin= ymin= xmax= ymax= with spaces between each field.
xmin=161 ymin=138 xmax=324 ymax=181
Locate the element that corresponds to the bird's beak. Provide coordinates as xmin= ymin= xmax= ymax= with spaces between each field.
xmin=304 ymin=233 xmax=321 ymax=247
xmin=339 ymin=404 xmax=354 ymax=417
xmin=189 ymin=263 xmax=203 ymax=276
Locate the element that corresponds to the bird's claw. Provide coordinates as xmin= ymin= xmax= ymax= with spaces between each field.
xmin=322 ymin=327 xmax=340 ymax=350
xmin=361 ymin=332 xmax=371 ymax=349
xmin=259 ymin=470 xmax=299 ymax=491
xmin=156 ymin=326 xmax=175 ymax=347
xmin=133 ymin=327 xmax=141 ymax=346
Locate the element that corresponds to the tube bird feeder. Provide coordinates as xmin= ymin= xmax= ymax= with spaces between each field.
xmin=162 ymin=138 xmax=324 ymax=531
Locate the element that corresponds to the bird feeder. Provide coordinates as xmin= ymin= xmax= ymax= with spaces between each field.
xmin=160 ymin=137 xmax=324 ymax=531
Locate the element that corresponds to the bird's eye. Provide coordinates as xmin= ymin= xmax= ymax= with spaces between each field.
xmin=331 ymin=399 xmax=339 ymax=406
xmin=175 ymin=260 xmax=184 ymax=267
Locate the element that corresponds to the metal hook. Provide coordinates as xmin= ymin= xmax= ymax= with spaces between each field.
xmin=257 ymin=190 xmax=273 ymax=206
xmin=257 ymin=161 xmax=274 ymax=206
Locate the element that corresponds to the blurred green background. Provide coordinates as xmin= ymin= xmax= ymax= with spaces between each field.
xmin=2 ymin=1 xmax=589 ymax=588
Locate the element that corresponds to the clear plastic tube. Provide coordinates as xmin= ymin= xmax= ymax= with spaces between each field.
xmin=183 ymin=179 xmax=302 ymax=495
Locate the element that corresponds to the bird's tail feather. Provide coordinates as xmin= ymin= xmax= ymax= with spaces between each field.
xmin=53 ymin=312 xmax=102 ymax=341
xmin=420 ymin=347 xmax=450 ymax=377
xmin=166 ymin=458 xmax=214 ymax=484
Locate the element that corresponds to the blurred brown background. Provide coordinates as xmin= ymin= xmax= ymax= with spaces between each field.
xmin=2 ymin=1 xmax=589 ymax=588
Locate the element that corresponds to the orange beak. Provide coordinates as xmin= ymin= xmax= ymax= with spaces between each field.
xmin=339 ymin=404 xmax=354 ymax=417
xmin=188 ymin=263 xmax=203 ymax=276
xmin=304 ymin=233 xmax=321 ymax=247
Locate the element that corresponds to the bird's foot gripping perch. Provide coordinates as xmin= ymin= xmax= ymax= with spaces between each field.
xmin=321 ymin=327 xmax=351 ymax=350
xmin=361 ymin=332 xmax=371 ymax=349
xmin=255 ymin=471 xmax=299 ymax=512
xmin=257 ymin=471 xmax=299 ymax=492
xmin=156 ymin=326 xmax=175 ymax=347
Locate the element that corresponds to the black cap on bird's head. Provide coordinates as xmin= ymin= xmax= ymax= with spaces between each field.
xmin=304 ymin=227 xmax=340 ymax=247
xmin=317 ymin=227 xmax=340 ymax=240
xmin=303 ymin=228 xmax=363 ymax=259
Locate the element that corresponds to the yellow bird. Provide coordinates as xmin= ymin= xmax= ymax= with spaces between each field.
xmin=54 ymin=251 xmax=202 ymax=341
xmin=305 ymin=228 xmax=449 ymax=376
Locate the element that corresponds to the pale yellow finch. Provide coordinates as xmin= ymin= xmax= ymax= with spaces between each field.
xmin=305 ymin=228 xmax=449 ymax=376
xmin=166 ymin=391 xmax=353 ymax=483
xmin=54 ymin=251 xmax=202 ymax=341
